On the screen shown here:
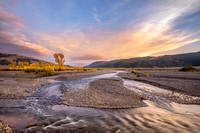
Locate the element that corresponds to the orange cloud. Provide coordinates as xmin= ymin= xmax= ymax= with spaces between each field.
xmin=106 ymin=26 xmax=199 ymax=58
xmin=0 ymin=8 xmax=54 ymax=56
xmin=71 ymin=53 xmax=107 ymax=60
xmin=31 ymin=23 xmax=199 ymax=65
xmin=6 ymin=0 xmax=198 ymax=66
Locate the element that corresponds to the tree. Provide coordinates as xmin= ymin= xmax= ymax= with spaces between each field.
xmin=8 ymin=60 xmax=17 ymax=68
xmin=18 ymin=62 xmax=23 ymax=68
xmin=53 ymin=53 xmax=65 ymax=69
xmin=38 ymin=60 xmax=48 ymax=68
xmin=22 ymin=61 xmax=29 ymax=67
xmin=17 ymin=61 xmax=29 ymax=68
xmin=49 ymin=63 xmax=55 ymax=67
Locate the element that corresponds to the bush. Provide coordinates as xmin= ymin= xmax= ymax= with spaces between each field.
xmin=55 ymin=66 xmax=65 ymax=71
xmin=0 ymin=68 xmax=10 ymax=71
xmin=44 ymin=66 xmax=54 ymax=76
xmin=24 ymin=67 xmax=35 ymax=73
xmin=131 ymin=70 xmax=139 ymax=74
xmin=144 ymin=73 xmax=149 ymax=77
xmin=179 ymin=66 xmax=197 ymax=72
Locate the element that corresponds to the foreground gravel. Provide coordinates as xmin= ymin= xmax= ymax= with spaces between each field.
xmin=0 ymin=70 xmax=114 ymax=99
xmin=64 ymin=78 xmax=146 ymax=108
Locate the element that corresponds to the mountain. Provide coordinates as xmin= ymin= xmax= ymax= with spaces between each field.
xmin=0 ymin=53 xmax=46 ymax=65
xmin=87 ymin=61 xmax=108 ymax=67
xmin=86 ymin=51 xmax=200 ymax=68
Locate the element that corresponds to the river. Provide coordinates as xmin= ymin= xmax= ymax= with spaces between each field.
xmin=0 ymin=71 xmax=200 ymax=132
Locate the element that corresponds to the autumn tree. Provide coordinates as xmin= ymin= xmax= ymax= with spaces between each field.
xmin=17 ymin=61 xmax=29 ymax=68
xmin=18 ymin=62 xmax=23 ymax=68
xmin=49 ymin=63 xmax=55 ymax=67
xmin=22 ymin=61 xmax=29 ymax=67
xmin=53 ymin=53 xmax=65 ymax=69
xmin=8 ymin=60 xmax=17 ymax=68
xmin=38 ymin=60 xmax=48 ymax=68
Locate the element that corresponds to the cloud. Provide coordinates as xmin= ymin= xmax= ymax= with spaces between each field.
xmin=2 ymin=0 xmax=199 ymax=66
xmin=87 ymin=0 xmax=200 ymax=58
xmin=92 ymin=8 xmax=101 ymax=23
xmin=0 ymin=43 xmax=49 ymax=55
xmin=71 ymin=53 xmax=107 ymax=60
xmin=0 ymin=8 xmax=54 ymax=56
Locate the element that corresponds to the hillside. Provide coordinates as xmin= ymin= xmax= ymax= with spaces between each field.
xmin=87 ymin=61 xmax=108 ymax=67
xmin=0 ymin=53 xmax=45 ymax=65
xmin=86 ymin=51 xmax=200 ymax=68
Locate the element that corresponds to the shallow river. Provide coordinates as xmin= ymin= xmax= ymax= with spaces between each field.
xmin=0 ymin=71 xmax=200 ymax=132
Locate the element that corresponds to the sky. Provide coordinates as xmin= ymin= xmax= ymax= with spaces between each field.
xmin=0 ymin=0 xmax=200 ymax=66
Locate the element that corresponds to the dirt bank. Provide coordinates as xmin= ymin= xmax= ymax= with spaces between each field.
xmin=0 ymin=70 xmax=115 ymax=99
xmin=118 ymin=71 xmax=200 ymax=97
xmin=64 ymin=78 xmax=146 ymax=108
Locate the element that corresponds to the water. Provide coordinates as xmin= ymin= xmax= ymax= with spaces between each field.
xmin=0 ymin=71 xmax=200 ymax=132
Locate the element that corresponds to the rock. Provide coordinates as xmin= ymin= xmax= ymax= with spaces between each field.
xmin=0 ymin=122 xmax=13 ymax=133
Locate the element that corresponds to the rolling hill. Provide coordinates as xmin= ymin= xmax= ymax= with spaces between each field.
xmin=86 ymin=51 xmax=200 ymax=68
xmin=0 ymin=53 xmax=46 ymax=66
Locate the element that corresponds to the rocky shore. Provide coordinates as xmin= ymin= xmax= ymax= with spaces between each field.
xmin=0 ymin=70 xmax=115 ymax=99
xmin=118 ymin=71 xmax=200 ymax=104
xmin=64 ymin=78 xmax=146 ymax=108
xmin=118 ymin=71 xmax=200 ymax=96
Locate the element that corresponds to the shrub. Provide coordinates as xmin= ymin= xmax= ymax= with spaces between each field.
xmin=35 ymin=69 xmax=39 ymax=74
xmin=131 ymin=70 xmax=139 ymax=74
xmin=55 ymin=66 xmax=65 ymax=71
xmin=8 ymin=60 xmax=17 ymax=68
xmin=144 ymin=73 xmax=149 ymax=77
xmin=8 ymin=68 xmax=16 ymax=71
xmin=0 ymin=68 xmax=10 ymax=71
xmin=44 ymin=66 xmax=54 ymax=76
xmin=179 ymin=66 xmax=197 ymax=72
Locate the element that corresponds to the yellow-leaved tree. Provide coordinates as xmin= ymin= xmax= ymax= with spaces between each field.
xmin=53 ymin=53 xmax=65 ymax=70
xmin=8 ymin=60 xmax=16 ymax=68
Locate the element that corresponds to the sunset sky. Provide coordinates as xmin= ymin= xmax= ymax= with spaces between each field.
xmin=0 ymin=0 xmax=200 ymax=66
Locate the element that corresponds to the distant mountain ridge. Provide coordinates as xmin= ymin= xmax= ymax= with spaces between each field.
xmin=0 ymin=53 xmax=47 ymax=65
xmin=86 ymin=51 xmax=200 ymax=68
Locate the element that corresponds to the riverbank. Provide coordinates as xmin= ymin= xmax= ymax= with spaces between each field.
xmin=64 ymin=78 xmax=146 ymax=108
xmin=118 ymin=71 xmax=200 ymax=104
xmin=0 ymin=70 xmax=200 ymax=132
xmin=0 ymin=70 xmax=115 ymax=99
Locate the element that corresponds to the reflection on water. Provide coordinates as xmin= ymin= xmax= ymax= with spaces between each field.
xmin=0 ymin=71 xmax=200 ymax=132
